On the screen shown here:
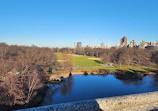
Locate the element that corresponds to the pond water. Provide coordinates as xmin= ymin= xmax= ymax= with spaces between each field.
xmin=41 ymin=74 xmax=158 ymax=106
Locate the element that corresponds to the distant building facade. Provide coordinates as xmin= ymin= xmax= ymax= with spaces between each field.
xmin=74 ymin=42 xmax=77 ymax=48
xmin=139 ymin=40 xmax=148 ymax=49
xmin=129 ymin=40 xmax=136 ymax=47
xmin=101 ymin=42 xmax=105 ymax=48
xmin=77 ymin=42 xmax=82 ymax=48
xmin=120 ymin=36 xmax=128 ymax=47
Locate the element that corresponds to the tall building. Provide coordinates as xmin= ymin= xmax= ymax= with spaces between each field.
xmin=101 ymin=42 xmax=105 ymax=48
xmin=77 ymin=42 xmax=82 ymax=48
xmin=139 ymin=40 xmax=148 ymax=49
xmin=120 ymin=36 xmax=128 ymax=47
xmin=129 ymin=40 xmax=136 ymax=47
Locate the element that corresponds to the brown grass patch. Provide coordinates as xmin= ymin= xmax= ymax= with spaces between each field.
xmin=57 ymin=60 xmax=66 ymax=62
xmin=88 ymin=58 xmax=101 ymax=60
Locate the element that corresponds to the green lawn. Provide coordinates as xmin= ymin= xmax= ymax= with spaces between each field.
xmin=55 ymin=52 xmax=103 ymax=66
xmin=73 ymin=55 xmax=102 ymax=66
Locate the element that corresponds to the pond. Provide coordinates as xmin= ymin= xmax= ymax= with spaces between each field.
xmin=41 ymin=74 xmax=158 ymax=106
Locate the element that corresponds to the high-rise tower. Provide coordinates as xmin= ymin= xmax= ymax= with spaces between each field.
xmin=120 ymin=36 xmax=128 ymax=47
xmin=121 ymin=36 xmax=127 ymax=46
xmin=77 ymin=42 xmax=82 ymax=48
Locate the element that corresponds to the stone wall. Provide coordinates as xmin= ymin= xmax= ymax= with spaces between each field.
xmin=17 ymin=91 xmax=158 ymax=111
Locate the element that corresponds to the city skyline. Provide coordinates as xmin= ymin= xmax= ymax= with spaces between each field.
xmin=1 ymin=36 xmax=158 ymax=48
xmin=0 ymin=0 xmax=158 ymax=47
xmin=74 ymin=37 xmax=158 ymax=49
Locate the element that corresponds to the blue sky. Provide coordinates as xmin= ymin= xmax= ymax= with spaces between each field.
xmin=0 ymin=0 xmax=158 ymax=47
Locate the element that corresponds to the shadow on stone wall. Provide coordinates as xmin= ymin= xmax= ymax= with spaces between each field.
xmin=150 ymin=109 xmax=158 ymax=111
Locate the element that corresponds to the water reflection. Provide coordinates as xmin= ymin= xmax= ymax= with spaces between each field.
xmin=115 ymin=74 xmax=145 ymax=86
xmin=152 ymin=75 xmax=158 ymax=90
xmin=42 ymin=76 xmax=74 ymax=105
xmin=119 ymin=79 xmax=144 ymax=86
xmin=60 ymin=76 xmax=74 ymax=96
xmin=42 ymin=74 xmax=158 ymax=106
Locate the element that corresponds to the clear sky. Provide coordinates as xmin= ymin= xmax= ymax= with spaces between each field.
xmin=0 ymin=0 xmax=158 ymax=47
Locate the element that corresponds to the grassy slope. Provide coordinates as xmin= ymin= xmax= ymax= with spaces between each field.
xmin=55 ymin=52 xmax=102 ymax=66
xmin=73 ymin=55 xmax=102 ymax=66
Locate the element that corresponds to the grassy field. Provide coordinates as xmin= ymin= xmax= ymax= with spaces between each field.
xmin=55 ymin=52 xmax=103 ymax=66
xmin=55 ymin=52 xmax=157 ymax=73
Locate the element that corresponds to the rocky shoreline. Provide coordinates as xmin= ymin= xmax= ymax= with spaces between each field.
xmin=49 ymin=69 xmax=158 ymax=81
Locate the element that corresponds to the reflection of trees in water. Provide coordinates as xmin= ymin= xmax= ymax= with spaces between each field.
xmin=42 ymin=76 xmax=74 ymax=105
xmin=115 ymin=74 xmax=144 ymax=86
xmin=100 ymin=74 xmax=108 ymax=77
xmin=43 ymin=85 xmax=61 ymax=105
xmin=60 ymin=76 xmax=74 ymax=96
xmin=115 ymin=75 xmax=158 ymax=91
xmin=152 ymin=75 xmax=158 ymax=90
xmin=90 ymin=74 xmax=108 ymax=78
xmin=118 ymin=79 xmax=144 ymax=86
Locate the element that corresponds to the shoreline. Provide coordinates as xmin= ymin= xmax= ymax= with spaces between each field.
xmin=51 ymin=69 xmax=158 ymax=78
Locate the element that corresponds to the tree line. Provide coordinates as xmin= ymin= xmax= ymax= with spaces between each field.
xmin=53 ymin=47 xmax=158 ymax=67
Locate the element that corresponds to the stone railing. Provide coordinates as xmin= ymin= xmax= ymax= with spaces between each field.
xmin=17 ymin=91 xmax=158 ymax=111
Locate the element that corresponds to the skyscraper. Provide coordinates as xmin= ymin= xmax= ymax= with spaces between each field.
xmin=101 ymin=42 xmax=105 ymax=48
xmin=120 ymin=36 xmax=128 ymax=47
xmin=77 ymin=42 xmax=82 ymax=48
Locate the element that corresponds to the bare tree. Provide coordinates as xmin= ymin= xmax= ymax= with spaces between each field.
xmin=134 ymin=48 xmax=151 ymax=66
xmin=151 ymin=51 xmax=158 ymax=65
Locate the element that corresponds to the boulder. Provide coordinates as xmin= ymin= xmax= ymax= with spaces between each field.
xmin=49 ymin=75 xmax=65 ymax=82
